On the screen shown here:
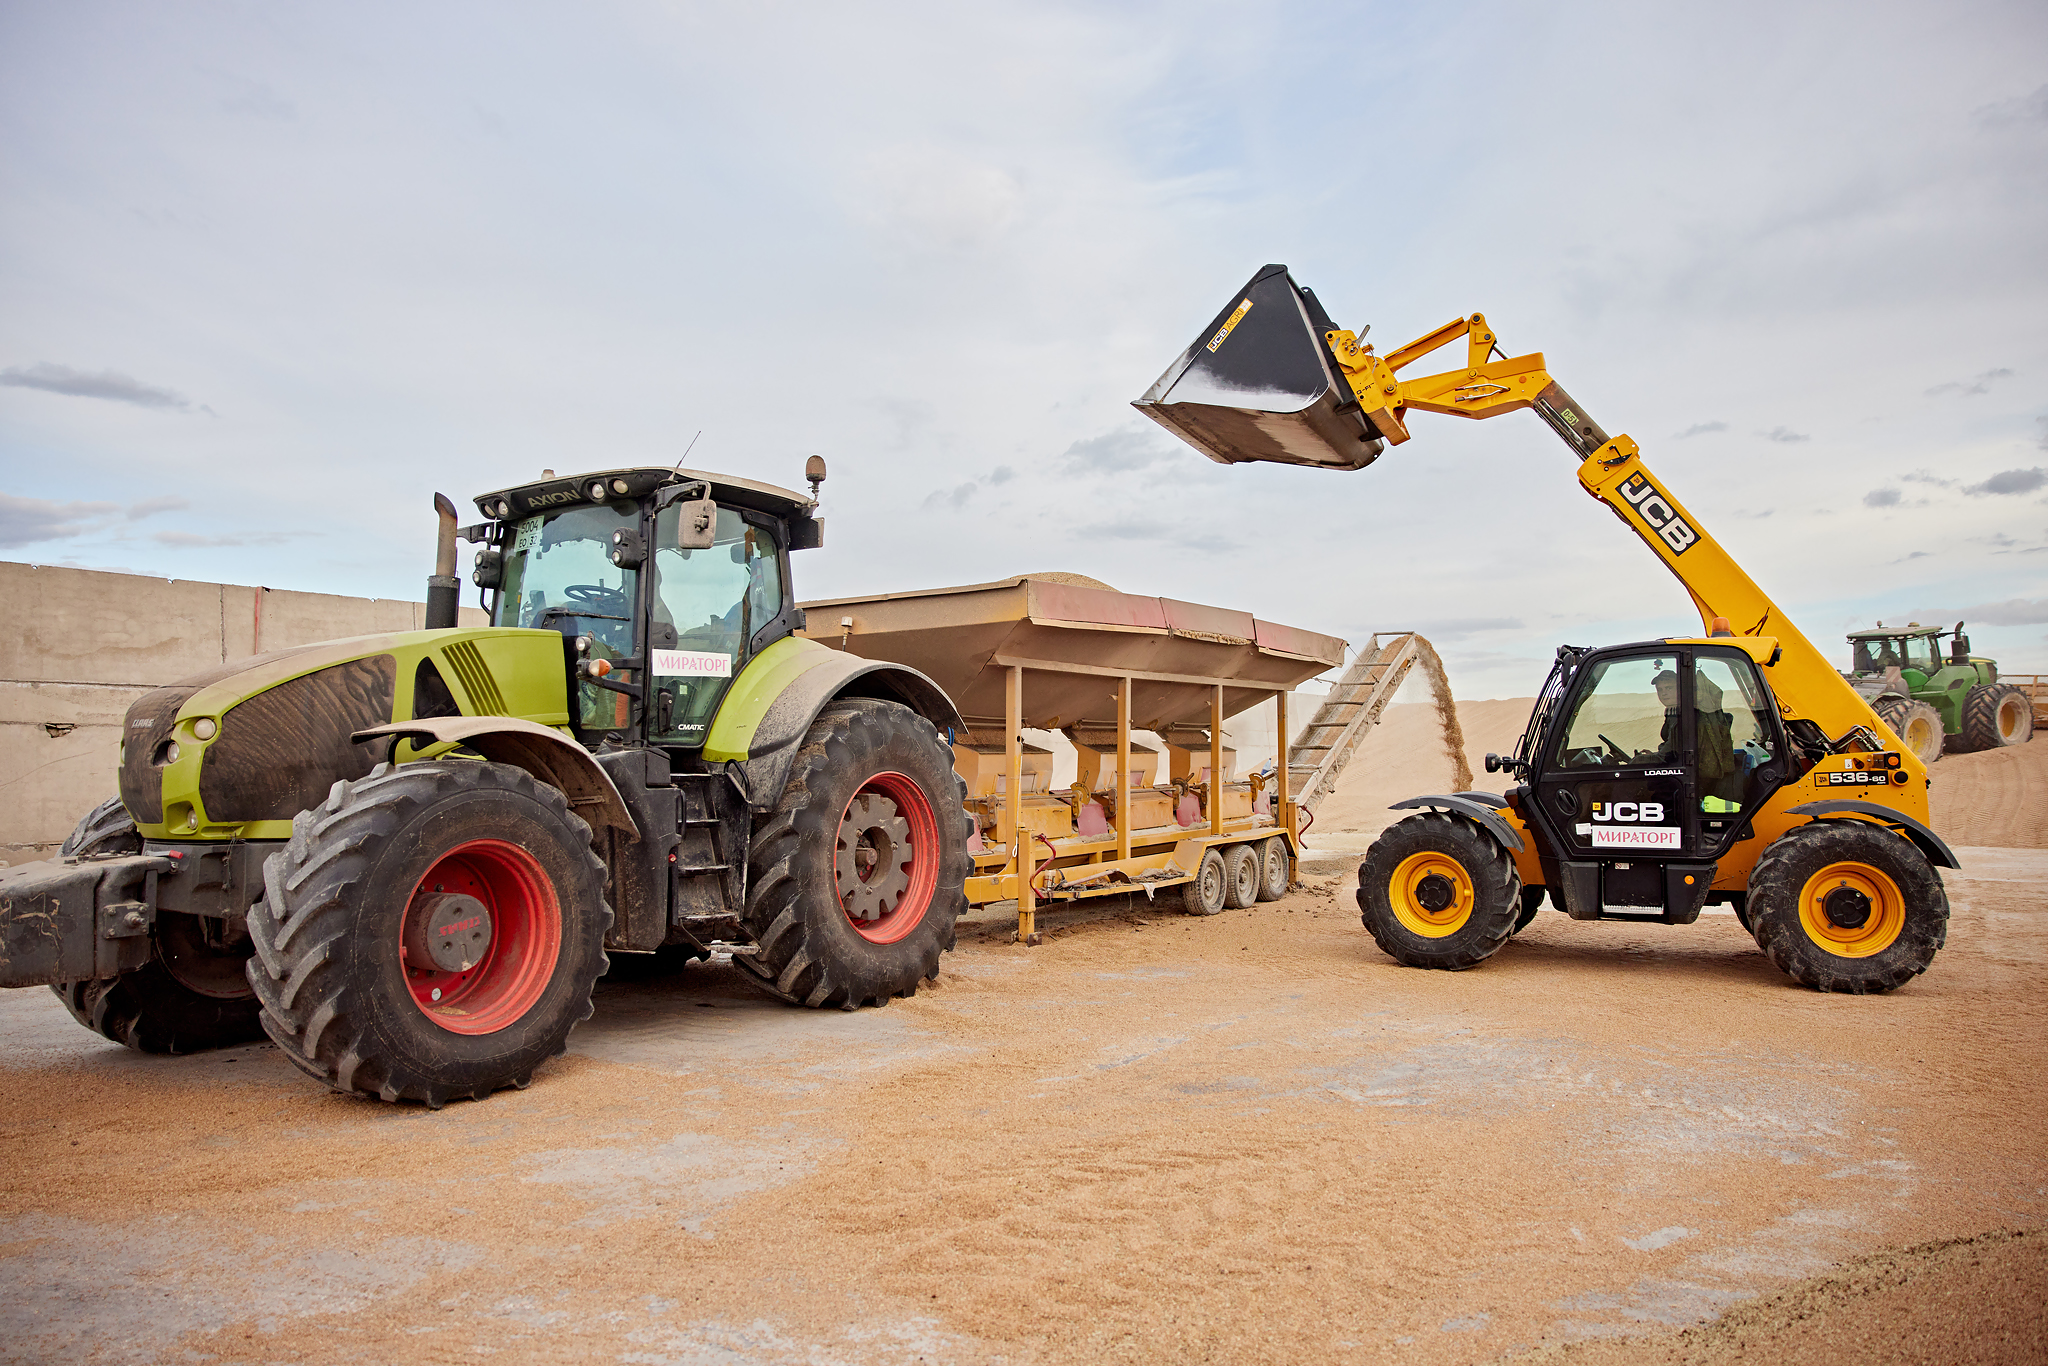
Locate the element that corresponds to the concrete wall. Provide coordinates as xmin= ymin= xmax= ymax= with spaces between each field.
xmin=0 ymin=562 xmax=486 ymax=865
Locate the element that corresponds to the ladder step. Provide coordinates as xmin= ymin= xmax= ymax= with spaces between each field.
xmin=675 ymin=863 xmax=731 ymax=875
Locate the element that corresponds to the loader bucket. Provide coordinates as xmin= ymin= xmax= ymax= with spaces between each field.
xmin=1132 ymin=264 xmax=1384 ymax=471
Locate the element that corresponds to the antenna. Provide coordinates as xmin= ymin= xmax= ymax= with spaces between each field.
xmin=672 ymin=430 xmax=703 ymax=473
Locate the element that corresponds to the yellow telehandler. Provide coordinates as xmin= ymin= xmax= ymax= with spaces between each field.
xmin=1134 ymin=265 xmax=1953 ymax=993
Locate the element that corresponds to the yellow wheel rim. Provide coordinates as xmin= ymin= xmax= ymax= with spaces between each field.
xmin=1389 ymin=851 xmax=1474 ymax=938
xmin=1797 ymin=860 xmax=1906 ymax=958
xmin=1905 ymin=715 xmax=1936 ymax=754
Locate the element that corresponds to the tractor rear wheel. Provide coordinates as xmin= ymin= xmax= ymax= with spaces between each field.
xmin=1357 ymin=811 xmax=1520 ymax=970
xmin=1961 ymin=685 xmax=2034 ymax=751
xmin=245 ymin=761 xmax=612 ymax=1105
xmin=1748 ymin=820 xmax=1947 ymax=993
xmin=50 ymin=797 xmax=265 ymax=1054
xmin=1873 ymin=696 xmax=1944 ymax=765
xmin=736 ymin=699 xmax=969 ymax=1008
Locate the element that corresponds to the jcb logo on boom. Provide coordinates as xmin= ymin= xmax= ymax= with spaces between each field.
xmin=1618 ymin=473 xmax=1700 ymax=556
xmin=1591 ymin=801 xmax=1664 ymax=822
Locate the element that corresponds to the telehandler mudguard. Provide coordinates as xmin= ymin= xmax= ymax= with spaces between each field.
xmin=1389 ymin=795 xmax=1526 ymax=852
xmin=1787 ymin=801 xmax=1960 ymax=869
xmin=703 ymin=637 xmax=963 ymax=813
xmin=0 ymin=853 xmax=171 ymax=988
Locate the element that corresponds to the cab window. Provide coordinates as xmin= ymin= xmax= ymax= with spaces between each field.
xmin=1693 ymin=654 xmax=1775 ymax=813
xmin=1903 ymin=635 xmax=1940 ymax=674
xmin=646 ymin=506 xmax=786 ymax=744
xmin=1554 ymin=656 xmax=1679 ymax=768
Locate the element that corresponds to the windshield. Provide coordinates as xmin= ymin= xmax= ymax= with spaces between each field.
xmin=494 ymin=504 xmax=641 ymax=733
xmin=1903 ymin=635 xmax=1940 ymax=673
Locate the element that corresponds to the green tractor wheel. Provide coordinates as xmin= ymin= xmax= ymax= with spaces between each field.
xmin=49 ymin=797 xmax=266 ymax=1054
xmin=1872 ymin=696 xmax=1944 ymax=766
xmin=1961 ymin=685 xmax=2034 ymax=751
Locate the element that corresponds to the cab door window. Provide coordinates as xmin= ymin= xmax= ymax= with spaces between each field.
xmin=1553 ymin=656 xmax=1682 ymax=769
xmin=1692 ymin=653 xmax=1778 ymax=818
xmin=646 ymin=507 xmax=786 ymax=744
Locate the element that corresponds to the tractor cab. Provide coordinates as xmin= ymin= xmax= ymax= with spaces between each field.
xmin=466 ymin=466 xmax=822 ymax=749
xmin=1846 ymin=624 xmax=1952 ymax=688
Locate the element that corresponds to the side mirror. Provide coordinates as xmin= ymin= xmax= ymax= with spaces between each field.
xmin=676 ymin=498 xmax=717 ymax=550
xmin=472 ymin=547 xmax=504 ymax=589
xmin=1484 ymin=753 xmax=1502 ymax=773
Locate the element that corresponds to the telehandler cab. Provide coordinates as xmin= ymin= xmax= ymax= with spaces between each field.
xmin=0 ymin=463 xmax=972 ymax=1103
xmin=1136 ymin=265 xmax=1955 ymax=993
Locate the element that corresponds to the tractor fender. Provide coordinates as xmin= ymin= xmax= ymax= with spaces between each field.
xmin=352 ymin=717 xmax=640 ymax=840
xmin=708 ymin=640 xmax=965 ymax=813
xmin=1785 ymin=800 xmax=1959 ymax=869
xmin=1390 ymin=794 xmax=1526 ymax=853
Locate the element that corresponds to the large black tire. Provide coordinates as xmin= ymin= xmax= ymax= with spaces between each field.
xmin=1872 ymin=696 xmax=1944 ymax=766
xmin=246 ymin=761 xmax=612 ymax=1105
xmin=50 ymin=798 xmax=266 ymax=1054
xmin=1748 ymin=820 xmax=1947 ymax=993
xmin=1513 ymin=885 xmax=1544 ymax=935
xmin=735 ymin=699 xmax=969 ymax=1009
xmin=1960 ymin=685 xmax=2034 ymax=751
xmin=1357 ymin=811 xmax=1521 ymax=970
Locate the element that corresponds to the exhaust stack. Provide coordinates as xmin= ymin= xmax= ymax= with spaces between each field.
xmin=1132 ymin=264 xmax=1384 ymax=472
xmin=425 ymin=492 xmax=461 ymax=629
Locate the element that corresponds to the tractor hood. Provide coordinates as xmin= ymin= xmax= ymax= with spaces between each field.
xmin=118 ymin=627 xmax=570 ymax=841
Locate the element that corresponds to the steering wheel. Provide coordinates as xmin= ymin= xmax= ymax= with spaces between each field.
xmin=1597 ymin=734 xmax=1631 ymax=765
xmin=565 ymin=583 xmax=629 ymax=608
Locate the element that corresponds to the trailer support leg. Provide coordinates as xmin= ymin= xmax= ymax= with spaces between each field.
xmin=1008 ymin=664 xmax=1036 ymax=943
xmin=1116 ymin=676 xmax=1131 ymax=864
xmin=1209 ymin=685 xmax=1224 ymax=837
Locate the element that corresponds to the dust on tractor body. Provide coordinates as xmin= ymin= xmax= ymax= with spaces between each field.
xmin=1842 ymin=621 xmax=2034 ymax=764
xmin=1136 ymin=265 xmax=1962 ymax=994
xmin=0 ymin=464 xmax=971 ymax=1104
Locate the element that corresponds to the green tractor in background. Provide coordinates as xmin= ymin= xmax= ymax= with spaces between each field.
xmin=0 ymin=462 xmax=972 ymax=1106
xmin=1843 ymin=621 xmax=2034 ymax=764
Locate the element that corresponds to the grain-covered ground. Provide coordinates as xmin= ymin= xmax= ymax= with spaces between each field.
xmin=1 ymin=738 xmax=2042 ymax=1364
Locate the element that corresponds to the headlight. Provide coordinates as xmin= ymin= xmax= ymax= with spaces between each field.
xmin=588 ymin=480 xmax=608 ymax=501
xmin=191 ymin=717 xmax=217 ymax=740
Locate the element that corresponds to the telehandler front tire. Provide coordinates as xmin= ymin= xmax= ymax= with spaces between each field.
xmin=246 ymin=761 xmax=612 ymax=1106
xmin=1960 ymin=685 xmax=2033 ymax=751
xmin=736 ymin=699 xmax=969 ymax=1008
xmin=50 ymin=797 xmax=266 ymax=1054
xmin=1748 ymin=820 xmax=1947 ymax=994
xmin=1357 ymin=811 xmax=1520 ymax=970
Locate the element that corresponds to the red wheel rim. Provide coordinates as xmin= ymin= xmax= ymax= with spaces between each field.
xmin=400 ymin=839 xmax=562 ymax=1035
xmin=835 ymin=772 xmax=939 ymax=945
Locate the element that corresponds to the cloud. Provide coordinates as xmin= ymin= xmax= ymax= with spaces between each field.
xmin=1925 ymin=368 xmax=2015 ymax=398
xmin=1891 ymin=550 xmax=1933 ymax=562
xmin=986 ymin=465 xmax=1015 ymax=486
xmin=920 ymin=482 xmax=977 ymax=512
xmin=856 ymin=145 xmax=1022 ymax=252
xmin=0 ymin=493 xmax=119 ymax=546
xmin=1423 ymin=616 xmax=1525 ymax=640
xmin=1758 ymin=426 xmax=1809 ymax=444
xmin=1863 ymin=488 xmax=1901 ymax=508
xmin=1064 ymin=426 xmax=1172 ymax=473
xmin=1974 ymin=83 xmax=2048 ymax=128
xmin=1964 ymin=466 xmax=2047 ymax=496
xmin=149 ymin=530 xmax=292 ymax=548
xmin=1075 ymin=514 xmax=1238 ymax=553
xmin=1910 ymin=599 xmax=2048 ymax=627
xmin=1901 ymin=470 xmax=1956 ymax=489
xmin=1673 ymin=421 xmax=1727 ymax=439
xmin=125 ymin=495 xmax=191 ymax=520
xmin=0 ymin=362 xmax=197 ymax=411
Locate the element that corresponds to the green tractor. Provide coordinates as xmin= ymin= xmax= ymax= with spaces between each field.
xmin=1844 ymin=621 xmax=2034 ymax=764
xmin=0 ymin=463 xmax=972 ymax=1105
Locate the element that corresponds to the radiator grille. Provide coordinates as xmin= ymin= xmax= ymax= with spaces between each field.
xmin=441 ymin=640 xmax=507 ymax=715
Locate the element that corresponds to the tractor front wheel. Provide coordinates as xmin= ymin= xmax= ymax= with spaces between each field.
xmin=245 ymin=761 xmax=612 ymax=1105
xmin=1357 ymin=811 xmax=1520 ymax=970
xmin=737 ymin=699 xmax=969 ymax=1008
xmin=1748 ymin=820 xmax=1947 ymax=993
xmin=50 ymin=797 xmax=265 ymax=1054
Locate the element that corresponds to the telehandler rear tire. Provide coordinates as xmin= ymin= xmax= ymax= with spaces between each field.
xmin=1357 ymin=811 xmax=1520 ymax=970
xmin=1961 ymin=685 xmax=2033 ymax=751
xmin=736 ymin=699 xmax=969 ymax=1008
xmin=1748 ymin=820 xmax=1947 ymax=994
xmin=1872 ymin=696 xmax=1944 ymax=765
xmin=245 ymin=761 xmax=612 ymax=1106
xmin=49 ymin=797 xmax=266 ymax=1054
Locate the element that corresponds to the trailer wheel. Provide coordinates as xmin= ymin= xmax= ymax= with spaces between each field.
xmin=1256 ymin=837 xmax=1290 ymax=902
xmin=1961 ymin=685 xmax=2033 ymax=751
xmin=1221 ymin=843 xmax=1261 ymax=909
xmin=49 ymin=797 xmax=266 ymax=1055
xmin=245 ymin=761 xmax=611 ymax=1105
xmin=1357 ymin=811 xmax=1520 ymax=970
xmin=1748 ymin=820 xmax=1947 ymax=994
xmin=737 ymin=698 xmax=968 ymax=1009
xmin=1167 ymin=848 xmax=1230 ymax=916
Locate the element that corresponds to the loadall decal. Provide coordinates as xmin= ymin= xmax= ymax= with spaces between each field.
xmin=1618 ymin=471 xmax=1699 ymax=555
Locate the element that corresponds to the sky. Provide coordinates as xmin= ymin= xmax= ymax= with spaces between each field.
xmin=3 ymin=0 xmax=2045 ymax=699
